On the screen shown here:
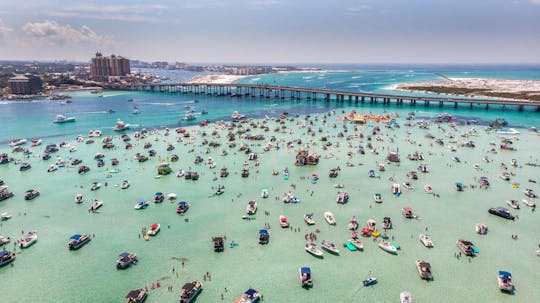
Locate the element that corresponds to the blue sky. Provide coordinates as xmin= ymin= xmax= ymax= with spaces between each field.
xmin=0 ymin=0 xmax=539 ymax=63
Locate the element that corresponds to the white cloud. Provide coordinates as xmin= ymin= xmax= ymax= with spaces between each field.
xmin=346 ymin=4 xmax=372 ymax=15
xmin=529 ymin=0 xmax=540 ymax=4
xmin=22 ymin=20 xmax=113 ymax=46
xmin=45 ymin=4 xmax=167 ymax=23
xmin=0 ymin=18 xmax=13 ymax=36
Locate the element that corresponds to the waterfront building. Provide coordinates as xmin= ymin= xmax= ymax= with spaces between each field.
xmin=90 ymin=52 xmax=130 ymax=82
xmin=8 ymin=74 xmax=43 ymax=95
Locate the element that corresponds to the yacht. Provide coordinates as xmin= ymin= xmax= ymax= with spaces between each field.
xmin=117 ymin=252 xmax=138 ymax=269
xmin=419 ymin=234 xmax=434 ymax=248
xmin=0 ymin=186 xmax=14 ymax=201
xmin=113 ymin=119 xmax=130 ymax=131
xmin=125 ymin=288 xmax=148 ymax=303
xmin=488 ymin=207 xmax=515 ymax=220
xmin=0 ymin=250 xmax=16 ymax=267
xmin=18 ymin=231 xmax=38 ymax=248
xmin=179 ymin=281 xmax=203 ymax=303
xmin=497 ymin=271 xmax=514 ymax=292
xmin=416 ymin=259 xmax=433 ymax=280
xmin=52 ymin=114 xmax=76 ymax=123
xmin=9 ymin=138 xmax=27 ymax=147
xmin=305 ymin=242 xmax=324 ymax=257
xmin=24 ymin=189 xmax=40 ymax=200
xmin=321 ymin=240 xmax=340 ymax=255
xmin=378 ymin=241 xmax=398 ymax=254
xmin=324 ymin=211 xmax=336 ymax=225
xmin=233 ymin=288 xmax=260 ymax=303
xmin=456 ymin=239 xmax=477 ymax=257
xmin=68 ymin=234 xmax=92 ymax=250
xmin=89 ymin=199 xmax=103 ymax=212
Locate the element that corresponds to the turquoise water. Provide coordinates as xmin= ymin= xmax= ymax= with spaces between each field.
xmin=0 ymin=67 xmax=540 ymax=302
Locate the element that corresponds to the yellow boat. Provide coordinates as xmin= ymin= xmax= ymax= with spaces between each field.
xmin=372 ymin=230 xmax=380 ymax=237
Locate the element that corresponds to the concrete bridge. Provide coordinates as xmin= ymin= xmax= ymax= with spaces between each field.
xmin=103 ymin=82 xmax=540 ymax=111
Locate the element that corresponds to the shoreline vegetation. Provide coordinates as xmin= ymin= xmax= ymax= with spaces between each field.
xmin=395 ymin=78 xmax=540 ymax=101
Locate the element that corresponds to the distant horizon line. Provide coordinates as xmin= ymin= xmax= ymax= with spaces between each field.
xmin=1 ymin=59 xmax=540 ymax=67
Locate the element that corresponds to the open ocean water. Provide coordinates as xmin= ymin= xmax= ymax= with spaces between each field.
xmin=0 ymin=66 xmax=539 ymax=302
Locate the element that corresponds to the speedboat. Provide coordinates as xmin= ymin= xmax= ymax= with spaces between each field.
xmin=179 ymin=281 xmax=203 ymax=303
xmin=125 ymin=288 xmax=148 ymax=303
xmin=0 ymin=250 xmax=16 ymax=267
xmin=88 ymin=130 xmax=102 ymax=137
xmin=246 ymin=200 xmax=257 ymax=215
xmin=378 ymin=241 xmax=398 ymax=254
xmin=154 ymin=192 xmax=164 ymax=203
xmin=324 ymin=211 xmax=336 ymax=225
xmin=9 ymin=138 xmax=27 ymax=147
xmin=304 ymin=213 xmax=315 ymax=225
xmin=336 ymin=191 xmax=349 ymax=203
xmin=117 ymin=252 xmax=138 ymax=269
xmin=134 ymin=200 xmax=149 ymax=210
xmin=90 ymin=182 xmax=101 ymax=191
xmin=305 ymin=242 xmax=324 ymax=257
xmin=400 ymin=291 xmax=413 ymax=303
xmin=476 ymin=223 xmax=488 ymax=234
xmin=279 ymin=215 xmax=290 ymax=228
xmin=52 ymin=114 xmax=76 ymax=123
xmin=488 ymin=207 xmax=515 ymax=220
xmin=348 ymin=216 xmax=358 ymax=230
xmin=24 ymin=189 xmax=40 ymax=200
xmin=402 ymin=207 xmax=414 ymax=219
xmin=89 ymin=199 xmax=103 ymax=212
xmin=0 ymin=235 xmax=10 ymax=245
xmin=260 ymin=189 xmax=269 ymax=198
xmin=18 ymin=231 xmax=38 ymax=248
xmin=524 ymin=188 xmax=537 ymax=198
xmin=416 ymin=259 xmax=433 ymax=280
xmin=0 ymin=212 xmax=12 ymax=221
xmin=147 ymin=223 xmax=160 ymax=236
xmin=0 ymin=186 xmax=14 ymax=201
xmin=176 ymin=201 xmax=189 ymax=214
xmin=497 ymin=271 xmax=514 ymax=292
xmin=113 ymin=119 xmax=130 ymax=131
xmin=75 ymin=193 xmax=84 ymax=203
xmin=348 ymin=238 xmax=364 ymax=250
xmin=456 ymin=239 xmax=477 ymax=257
xmin=403 ymin=182 xmax=414 ymax=190
xmin=68 ymin=234 xmax=92 ymax=250
xmin=363 ymin=276 xmax=378 ymax=286
xmin=231 ymin=111 xmax=246 ymax=122
xmin=424 ymin=184 xmax=433 ymax=193
xmin=522 ymin=199 xmax=536 ymax=207
xmin=233 ymin=288 xmax=260 ymax=303
xmin=258 ymin=229 xmax=269 ymax=245
xmin=30 ymin=138 xmax=42 ymax=147
xmin=382 ymin=217 xmax=392 ymax=229
xmin=182 ymin=113 xmax=196 ymax=121
xmin=48 ymin=164 xmax=58 ymax=172
xmin=300 ymin=267 xmax=313 ymax=288
xmin=121 ymin=180 xmax=130 ymax=189
xmin=321 ymin=240 xmax=339 ymax=255
xmin=506 ymin=199 xmax=520 ymax=209
xmin=419 ymin=234 xmax=434 ymax=248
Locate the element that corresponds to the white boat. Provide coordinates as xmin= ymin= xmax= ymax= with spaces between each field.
xmin=506 ymin=199 xmax=520 ymax=209
xmin=497 ymin=270 xmax=514 ymax=292
xmin=522 ymin=199 xmax=536 ymax=207
xmin=304 ymin=213 xmax=315 ymax=225
xmin=320 ymin=240 xmax=339 ymax=254
xmin=424 ymin=184 xmax=433 ymax=193
xmin=279 ymin=215 xmax=290 ymax=228
xmin=378 ymin=241 xmax=398 ymax=254
xmin=69 ymin=146 xmax=77 ymax=152
xmin=18 ymin=231 xmax=38 ymax=248
xmin=475 ymin=223 xmax=488 ymax=234
xmin=113 ymin=119 xmax=130 ymax=131
xmin=246 ymin=200 xmax=257 ymax=215
xmin=88 ymin=130 xmax=102 ymax=137
xmin=0 ymin=212 xmax=12 ymax=221
xmin=90 ymin=182 xmax=101 ymax=191
xmin=348 ymin=238 xmax=364 ymax=250
xmin=367 ymin=219 xmax=376 ymax=231
xmin=134 ymin=200 xmax=149 ymax=210
xmin=403 ymin=182 xmax=414 ymax=190
xmin=9 ymin=138 xmax=27 ymax=147
xmin=147 ymin=223 xmax=160 ymax=236
xmin=231 ymin=111 xmax=245 ymax=121
xmin=75 ymin=193 xmax=83 ymax=203
xmin=30 ymin=138 xmax=42 ymax=147
xmin=89 ymin=199 xmax=103 ymax=212
xmin=419 ymin=234 xmax=434 ymax=248
xmin=400 ymin=291 xmax=413 ymax=303
xmin=348 ymin=216 xmax=358 ymax=230
xmin=260 ymin=189 xmax=269 ymax=198
xmin=324 ymin=211 xmax=336 ymax=225
xmin=121 ymin=180 xmax=130 ymax=189
xmin=305 ymin=242 xmax=324 ymax=257
xmin=52 ymin=114 xmax=76 ymax=123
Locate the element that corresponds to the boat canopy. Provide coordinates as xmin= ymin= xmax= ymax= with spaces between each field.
xmin=70 ymin=234 xmax=82 ymax=240
xmin=499 ymin=270 xmax=512 ymax=277
xmin=178 ymin=201 xmax=187 ymax=206
xmin=280 ymin=216 xmax=288 ymax=222
xmin=245 ymin=289 xmax=257 ymax=296
xmin=155 ymin=192 xmax=163 ymax=196
xmin=119 ymin=252 xmax=129 ymax=257
xmin=301 ymin=267 xmax=311 ymax=275
xmin=0 ymin=250 xmax=10 ymax=257
xmin=259 ymin=229 xmax=268 ymax=234
xmin=150 ymin=223 xmax=159 ymax=229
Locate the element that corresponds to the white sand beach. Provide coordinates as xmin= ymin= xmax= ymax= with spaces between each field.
xmin=187 ymin=74 xmax=249 ymax=84
xmin=396 ymin=78 xmax=540 ymax=94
